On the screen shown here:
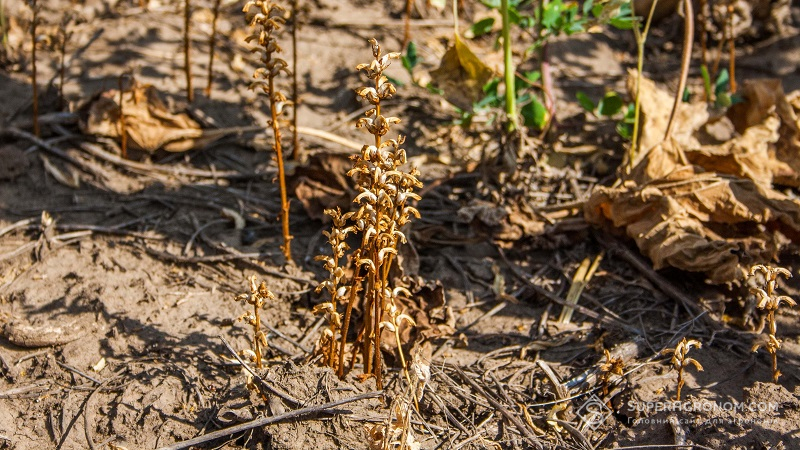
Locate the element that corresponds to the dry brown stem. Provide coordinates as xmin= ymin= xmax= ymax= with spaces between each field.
xmin=184 ymin=0 xmax=193 ymax=102
xmin=205 ymin=0 xmax=221 ymax=98
xmin=244 ymin=0 xmax=293 ymax=260
xmin=29 ymin=0 xmax=39 ymax=137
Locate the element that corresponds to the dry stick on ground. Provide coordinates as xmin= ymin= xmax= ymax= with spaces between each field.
xmin=219 ymin=336 xmax=301 ymax=406
xmin=452 ymin=365 xmax=544 ymax=450
xmin=29 ymin=0 xmax=39 ymax=137
xmin=205 ymin=0 xmax=221 ymax=97
xmin=156 ymin=391 xmax=383 ymax=450
xmin=184 ymin=0 xmax=193 ymax=102
xmin=592 ymin=231 xmax=716 ymax=328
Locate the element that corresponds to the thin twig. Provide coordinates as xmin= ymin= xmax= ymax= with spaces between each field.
xmin=156 ymin=390 xmax=383 ymax=450
xmin=219 ymin=336 xmax=301 ymax=407
xmin=452 ymin=365 xmax=543 ymax=449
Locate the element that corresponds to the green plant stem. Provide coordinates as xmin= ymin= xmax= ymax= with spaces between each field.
xmin=500 ymin=0 xmax=517 ymax=132
xmin=629 ymin=0 xmax=659 ymax=171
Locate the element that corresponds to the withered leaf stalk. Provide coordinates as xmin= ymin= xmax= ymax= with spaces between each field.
xmin=750 ymin=264 xmax=796 ymax=382
xmin=244 ymin=0 xmax=293 ymax=260
xmin=314 ymin=39 xmax=422 ymax=390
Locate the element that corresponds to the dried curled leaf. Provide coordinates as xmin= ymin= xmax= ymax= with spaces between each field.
xmin=586 ymin=73 xmax=800 ymax=284
xmin=80 ymin=85 xmax=209 ymax=153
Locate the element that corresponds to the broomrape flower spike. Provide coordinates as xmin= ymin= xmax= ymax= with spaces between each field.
xmin=664 ymin=338 xmax=703 ymax=401
xmin=243 ymin=0 xmax=293 ymax=261
xmin=312 ymin=39 xmax=422 ymax=390
xmin=749 ymin=264 xmax=796 ymax=382
xmin=234 ymin=276 xmax=275 ymax=369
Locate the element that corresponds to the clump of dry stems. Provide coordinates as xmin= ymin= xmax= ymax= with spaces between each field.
xmin=184 ymin=0 xmax=193 ymax=102
xmin=233 ymin=275 xmax=275 ymax=369
xmin=664 ymin=338 xmax=703 ymax=401
xmin=314 ymin=39 xmax=422 ymax=389
xmin=749 ymin=264 xmax=796 ymax=382
xmin=244 ymin=0 xmax=293 ymax=260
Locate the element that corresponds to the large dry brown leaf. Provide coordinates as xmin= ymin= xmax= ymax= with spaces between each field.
xmin=586 ymin=73 xmax=800 ymax=284
xmin=80 ymin=84 xmax=208 ymax=153
xmin=288 ymin=152 xmax=355 ymax=221
xmin=430 ymin=35 xmax=495 ymax=111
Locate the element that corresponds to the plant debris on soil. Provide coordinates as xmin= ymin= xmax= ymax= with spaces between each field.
xmin=1 ymin=1 xmax=799 ymax=449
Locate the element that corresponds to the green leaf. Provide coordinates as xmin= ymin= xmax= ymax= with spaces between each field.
xmin=425 ymin=83 xmax=444 ymax=95
xmin=609 ymin=3 xmax=633 ymax=30
xmin=616 ymin=122 xmax=632 ymax=139
xmin=682 ymin=87 xmax=691 ymax=102
xmin=715 ymin=91 xmax=732 ymax=109
xmin=583 ymin=0 xmax=594 ymax=15
xmin=542 ymin=0 xmax=564 ymax=29
xmin=576 ymin=91 xmax=596 ymax=113
xmin=597 ymin=91 xmax=623 ymax=116
xmin=715 ymin=69 xmax=729 ymax=97
xmin=469 ymin=17 xmax=496 ymax=38
xmin=482 ymin=77 xmax=501 ymax=96
xmin=401 ymin=41 xmax=418 ymax=72
xmin=386 ymin=75 xmax=404 ymax=87
xmin=524 ymin=70 xmax=541 ymax=83
xmin=700 ymin=64 xmax=712 ymax=100
xmin=480 ymin=0 xmax=501 ymax=8
xmin=521 ymin=96 xmax=548 ymax=129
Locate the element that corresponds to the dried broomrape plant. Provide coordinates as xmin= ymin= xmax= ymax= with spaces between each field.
xmin=664 ymin=338 xmax=703 ymax=401
xmin=244 ymin=0 xmax=293 ymax=260
xmin=749 ymin=264 xmax=796 ymax=382
xmin=314 ymin=39 xmax=422 ymax=389
xmin=233 ymin=275 xmax=275 ymax=369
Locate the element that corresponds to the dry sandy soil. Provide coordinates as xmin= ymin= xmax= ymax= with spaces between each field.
xmin=1 ymin=0 xmax=800 ymax=449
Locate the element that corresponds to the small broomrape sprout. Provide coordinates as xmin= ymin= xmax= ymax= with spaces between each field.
xmin=664 ymin=338 xmax=703 ymax=401
xmin=749 ymin=264 xmax=796 ymax=382
xmin=598 ymin=349 xmax=625 ymax=397
xmin=244 ymin=0 xmax=293 ymax=260
xmin=234 ymin=276 xmax=275 ymax=369
xmin=313 ymin=39 xmax=422 ymax=390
